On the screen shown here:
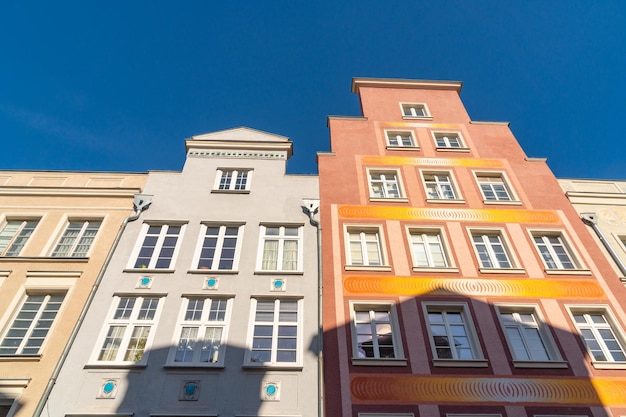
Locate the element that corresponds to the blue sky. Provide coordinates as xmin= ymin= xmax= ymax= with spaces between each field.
xmin=1 ymin=1 xmax=624 ymax=178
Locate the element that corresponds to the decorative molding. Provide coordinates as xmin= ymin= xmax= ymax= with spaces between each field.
xmin=361 ymin=155 xmax=504 ymax=168
xmin=187 ymin=150 xmax=287 ymax=160
xmin=351 ymin=375 xmax=626 ymax=406
xmin=343 ymin=276 xmax=605 ymax=299
xmin=26 ymin=271 xmax=83 ymax=278
xmin=338 ymin=205 xmax=560 ymax=224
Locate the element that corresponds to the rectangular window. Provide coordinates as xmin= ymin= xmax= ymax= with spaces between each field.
xmin=258 ymin=225 xmax=302 ymax=272
xmin=385 ymin=131 xmax=416 ymax=148
xmin=96 ymin=296 xmax=162 ymax=363
xmin=471 ymin=231 xmax=514 ymax=269
xmin=409 ymin=229 xmax=449 ymax=268
xmin=0 ymin=293 xmax=65 ymax=355
xmin=433 ymin=132 xmax=467 ymax=150
xmin=51 ymin=220 xmax=101 ymax=257
xmin=424 ymin=304 xmax=482 ymax=361
xmin=169 ymin=297 xmax=231 ymax=366
xmin=194 ymin=224 xmax=242 ymax=271
xmin=132 ymin=224 xmax=183 ymax=269
xmin=215 ymin=169 xmax=252 ymax=191
xmin=532 ymin=232 xmax=578 ymax=270
xmin=0 ymin=219 xmax=38 ymax=257
xmin=401 ymin=103 xmax=429 ymax=118
xmin=496 ymin=305 xmax=560 ymax=362
xmin=248 ymin=299 xmax=301 ymax=366
xmin=476 ymin=173 xmax=515 ymax=202
xmin=351 ymin=303 xmax=402 ymax=360
xmin=569 ymin=308 xmax=626 ymax=363
xmin=368 ymin=170 xmax=403 ymax=199
xmin=346 ymin=227 xmax=385 ymax=267
xmin=422 ymin=172 xmax=459 ymax=200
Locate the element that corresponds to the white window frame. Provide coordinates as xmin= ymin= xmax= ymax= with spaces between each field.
xmin=349 ymin=301 xmax=406 ymax=366
xmin=51 ymin=219 xmax=102 ymax=257
xmin=213 ymin=168 xmax=253 ymax=192
xmin=384 ymin=130 xmax=418 ymax=148
xmin=529 ymin=230 xmax=584 ymax=273
xmin=344 ymin=225 xmax=389 ymax=269
xmin=469 ymin=228 xmax=522 ymax=272
xmin=0 ymin=292 xmax=66 ymax=355
xmin=406 ymin=227 xmax=456 ymax=271
xmin=0 ymin=218 xmax=39 ymax=257
xmin=256 ymin=225 xmax=303 ymax=273
xmin=400 ymin=102 xmax=431 ymax=119
xmin=367 ymin=169 xmax=405 ymax=200
xmin=91 ymin=295 xmax=163 ymax=366
xmin=422 ymin=302 xmax=487 ymax=367
xmin=473 ymin=171 xmax=518 ymax=203
xmin=495 ymin=304 xmax=565 ymax=368
xmin=567 ymin=305 xmax=626 ymax=368
xmin=420 ymin=170 xmax=463 ymax=202
xmin=167 ymin=296 xmax=233 ymax=367
xmin=129 ymin=223 xmax=185 ymax=270
xmin=191 ymin=223 xmax=244 ymax=272
xmin=245 ymin=298 xmax=303 ymax=368
xmin=431 ymin=131 xmax=469 ymax=151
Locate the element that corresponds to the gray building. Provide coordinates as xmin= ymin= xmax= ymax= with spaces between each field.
xmin=42 ymin=128 xmax=320 ymax=417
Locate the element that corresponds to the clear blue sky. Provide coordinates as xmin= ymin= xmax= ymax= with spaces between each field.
xmin=1 ymin=1 xmax=624 ymax=178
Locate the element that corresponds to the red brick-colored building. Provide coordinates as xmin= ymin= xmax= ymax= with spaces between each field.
xmin=318 ymin=78 xmax=626 ymax=417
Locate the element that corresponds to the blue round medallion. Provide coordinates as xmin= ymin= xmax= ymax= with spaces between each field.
xmin=207 ymin=278 xmax=217 ymax=287
xmin=185 ymin=383 xmax=197 ymax=396
xmin=265 ymin=384 xmax=277 ymax=396
xmin=103 ymin=381 xmax=116 ymax=394
xmin=141 ymin=277 xmax=151 ymax=286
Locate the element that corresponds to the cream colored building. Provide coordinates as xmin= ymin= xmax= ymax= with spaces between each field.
xmin=0 ymin=171 xmax=146 ymax=417
xmin=559 ymin=178 xmax=626 ymax=285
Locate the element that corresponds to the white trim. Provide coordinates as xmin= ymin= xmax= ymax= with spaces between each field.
xmin=527 ymin=229 xmax=584 ymax=271
xmin=468 ymin=227 xmax=520 ymax=270
xmin=213 ymin=168 xmax=253 ymax=192
xmin=128 ymin=223 xmax=186 ymax=270
xmin=406 ymin=225 xmax=454 ymax=269
xmin=190 ymin=223 xmax=244 ymax=272
xmin=430 ymin=130 xmax=469 ymax=151
xmin=343 ymin=224 xmax=389 ymax=268
xmin=472 ymin=170 xmax=519 ymax=203
xmin=419 ymin=169 xmax=464 ymax=202
xmin=255 ymin=225 xmax=304 ymax=273
xmin=366 ymin=168 xmax=406 ymax=200
xmin=349 ymin=300 xmax=405 ymax=364
xmin=399 ymin=102 xmax=431 ymax=119
xmin=383 ymin=129 xmax=419 ymax=149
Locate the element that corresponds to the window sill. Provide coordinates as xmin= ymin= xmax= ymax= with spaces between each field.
xmin=210 ymin=189 xmax=250 ymax=194
xmin=436 ymin=147 xmax=471 ymax=153
xmin=544 ymin=269 xmax=592 ymax=276
xmin=0 ymin=354 xmax=41 ymax=362
xmin=344 ymin=265 xmax=392 ymax=272
xmin=432 ymin=358 xmax=489 ymax=367
xmin=590 ymin=361 xmax=626 ymax=370
xmin=402 ymin=116 xmax=432 ymax=121
xmin=412 ymin=267 xmax=459 ymax=273
xmin=351 ymin=358 xmax=407 ymax=367
xmin=478 ymin=267 xmax=526 ymax=274
xmin=254 ymin=270 xmax=304 ymax=275
xmin=0 ymin=256 xmax=89 ymax=263
xmin=512 ymin=360 xmax=568 ymax=369
xmin=84 ymin=363 xmax=147 ymax=369
xmin=369 ymin=197 xmax=409 ymax=203
xmin=483 ymin=200 xmax=523 ymax=206
xmin=164 ymin=363 xmax=224 ymax=369
xmin=123 ymin=268 xmax=175 ymax=274
xmin=386 ymin=146 xmax=420 ymax=151
xmin=425 ymin=198 xmax=466 ymax=204
xmin=188 ymin=269 xmax=238 ymax=275
xmin=242 ymin=364 xmax=303 ymax=371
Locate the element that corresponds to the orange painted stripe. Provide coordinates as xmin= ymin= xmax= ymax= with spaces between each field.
xmin=338 ymin=205 xmax=560 ymax=224
xmin=361 ymin=155 xmax=504 ymax=168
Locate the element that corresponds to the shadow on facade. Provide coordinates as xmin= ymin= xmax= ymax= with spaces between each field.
xmin=322 ymin=289 xmax=613 ymax=417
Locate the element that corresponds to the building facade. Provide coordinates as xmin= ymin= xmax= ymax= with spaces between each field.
xmin=42 ymin=128 xmax=320 ymax=417
xmin=559 ymin=178 xmax=626 ymax=286
xmin=0 ymin=171 xmax=147 ymax=417
xmin=318 ymin=78 xmax=626 ymax=417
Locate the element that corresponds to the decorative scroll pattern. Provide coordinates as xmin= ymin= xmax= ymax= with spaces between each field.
xmin=338 ymin=205 xmax=560 ymax=224
xmin=351 ymin=375 xmax=626 ymax=406
xmin=361 ymin=155 xmax=503 ymax=168
xmin=343 ymin=276 xmax=605 ymax=299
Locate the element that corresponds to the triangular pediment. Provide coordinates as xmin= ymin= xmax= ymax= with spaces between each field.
xmin=190 ymin=127 xmax=290 ymax=143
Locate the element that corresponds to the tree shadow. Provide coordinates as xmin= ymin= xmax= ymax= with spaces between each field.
xmin=322 ymin=287 xmax=619 ymax=417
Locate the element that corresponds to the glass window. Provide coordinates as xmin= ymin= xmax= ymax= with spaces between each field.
xmin=352 ymin=304 xmax=401 ymax=359
xmin=195 ymin=224 xmax=242 ymax=270
xmin=425 ymin=304 xmax=481 ymax=360
xmin=346 ymin=227 xmax=384 ymax=266
xmin=497 ymin=306 xmax=559 ymax=361
xmin=401 ymin=103 xmax=428 ymax=118
xmin=0 ymin=293 xmax=65 ymax=355
xmin=476 ymin=174 xmax=514 ymax=202
xmin=385 ymin=131 xmax=416 ymax=147
xmin=258 ymin=225 xmax=302 ymax=272
xmin=471 ymin=231 xmax=514 ymax=269
xmin=423 ymin=172 xmax=458 ymax=200
xmin=51 ymin=220 xmax=101 ymax=257
xmin=0 ymin=219 xmax=38 ymax=256
xmin=433 ymin=132 xmax=465 ymax=149
xmin=133 ymin=224 xmax=183 ymax=269
xmin=215 ymin=169 xmax=252 ymax=191
xmin=571 ymin=309 xmax=626 ymax=363
xmin=532 ymin=233 xmax=578 ymax=270
xmin=248 ymin=299 xmax=301 ymax=365
xmin=409 ymin=230 xmax=449 ymax=268
xmin=369 ymin=170 xmax=402 ymax=199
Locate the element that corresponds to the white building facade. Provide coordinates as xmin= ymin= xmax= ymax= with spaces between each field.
xmin=42 ymin=128 xmax=320 ymax=417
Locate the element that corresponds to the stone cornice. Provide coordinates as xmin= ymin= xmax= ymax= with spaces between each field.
xmin=0 ymin=187 xmax=142 ymax=198
xmin=352 ymin=77 xmax=462 ymax=94
xmin=185 ymin=139 xmax=293 ymax=158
